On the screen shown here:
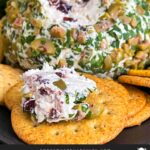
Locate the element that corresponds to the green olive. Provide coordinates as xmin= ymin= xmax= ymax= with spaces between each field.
xmin=53 ymin=79 xmax=67 ymax=90
xmin=124 ymin=60 xmax=133 ymax=68
xmin=131 ymin=59 xmax=141 ymax=69
xmin=138 ymin=61 xmax=145 ymax=69
xmin=104 ymin=55 xmax=112 ymax=70
xmin=31 ymin=19 xmax=42 ymax=29
xmin=138 ymin=42 xmax=150 ymax=51
xmin=77 ymin=31 xmax=86 ymax=44
xmin=124 ymin=48 xmax=135 ymax=57
xmin=99 ymin=13 xmax=110 ymax=20
xmin=108 ymin=3 xmax=124 ymax=19
xmin=135 ymin=51 xmax=147 ymax=60
xmin=128 ymin=37 xmax=140 ymax=45
xmin=130 ymin=18 xmax=137 ymax=28
xmin=31 ymin=38 xmax=56 ymax=55
xmin=70 ymin=28 xmax=78 ymax=41
xmin=119 ymin=15 xmax=131 ymax=24
xmin=58 ymin=59 xmax=67 ymax=67
xmin=6 ymin=2 xmax=19 ymax=22
xmin=116 ymin=51 xmax=124 ymax=62
xmin=136 ymin=5 xmax=145 ymax=15
xmin=111 ymin=49 xmax=124 ymax=63
xmin=50 ymin=26 xmax=66 ymax=39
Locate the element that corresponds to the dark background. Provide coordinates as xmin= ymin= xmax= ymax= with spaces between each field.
xmin=0 ymin=0 xmax=7 ymax=19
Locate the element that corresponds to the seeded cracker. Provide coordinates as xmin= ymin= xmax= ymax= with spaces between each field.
xmin=11 ymin=74 xmax=127 ymax=144
xmin=118 ymin=75 xmax=150 ymax=88
xmin=126 ymin=93 xmax=150 ymax=127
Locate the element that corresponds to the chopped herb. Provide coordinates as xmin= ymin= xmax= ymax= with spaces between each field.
xmin=40 ymin=39 xmax=46 ymax=45
xmin=113 ymin=24 xmax=121 ymax=32
xmin=96 ymin=32 xmax=103 ymax=41
xmin=123 ymin=33 xmax=130 ymax=40
xmin=91 ymin=54 xmax=104 ymax=68
xmin=65 ymin=30 xmax=71 ymax=47
xmin=66 ymin=57 xmax=74 ymax=67
xmin=65 ymin=93 xmax=69 ymax=104
xmin=86 ymin=110 xmax=92 ymax=118
xmin=26 ymin=23 xmax=32 ymax=30
xmin=26 ymin=35 xmax=35 ymax=44
xmin=69 ymin=114 xmax=74 ymax=118
xmin=124 ymin=24 xmax=129 ymax=31
xmin=86 ymin=38 xmax=93 ymax=46
xmin=75 ymin=92 xmax=86 ymax=103
xmin=81 ymin=104 xmax=89 ymax=113
xmin=32 ymin=50 xmax=40 ymax=57
xmin=108 ymin=30 xmax=117 ymax=38
xmin=21 ymin=35 xmax=35 ymax=44
xmin=111 ymin=40 xmax=120 ymax=48
xmin=73 ymin=43 xmax=82 ymax=52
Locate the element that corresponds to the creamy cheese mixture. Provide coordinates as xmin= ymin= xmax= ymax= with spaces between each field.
xmin=22 ymin=63 xmax=96 ymax=123
xmin=1 ymin=0 xmax=150 ymax=77
xmin=39 ymin=0 xmax=108 ymax=28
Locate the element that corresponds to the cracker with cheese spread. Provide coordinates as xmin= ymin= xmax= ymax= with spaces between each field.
xmin=11 ymin=64 xmax=127 ymax=144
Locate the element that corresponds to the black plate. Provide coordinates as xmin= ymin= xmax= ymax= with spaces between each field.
xmin=0 ymin=85 xmax=150 ymax=144
xmin=0 ymin=104 xmax=150 ymax=144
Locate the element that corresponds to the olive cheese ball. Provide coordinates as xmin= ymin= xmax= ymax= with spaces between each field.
xmin=0 ymin=0 xmax=150 ymax=77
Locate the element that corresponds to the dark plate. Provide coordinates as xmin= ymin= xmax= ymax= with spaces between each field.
xmin=0 ymin=104 xmax=150 ymax=144
xmin=0 ymin=86 xmax=150 ymax=144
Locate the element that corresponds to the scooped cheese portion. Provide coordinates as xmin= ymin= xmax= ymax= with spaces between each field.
xmin=39 ymin=0 xmax=110 ymax=28
xmin=21 ymin=63 xmax=96 ymax=123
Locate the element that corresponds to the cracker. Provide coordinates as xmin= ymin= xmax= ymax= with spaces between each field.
xmin=118 ymin=75 xmax=150 ymax=88
xmin=126 ymin=93 xmax=150 ymax=127
xmin=0 ymin=74 xmax=4 ymax=102
xmin=11 ymin=75 xmax=127 ymax=144
xmin=123 ymin=85 xmax=146 ymax=118
xmin=4 ymin=82 xmax=23 ymax=110
xmin=128 ymin=70 xmax=150 ymax=77
xmin=0 ymin=64 xmax=22 ymax=105
xmin=98 ymin=79 xmax=129 ymax=106
xmin=15 ymin=68 xmax=24 ymax=74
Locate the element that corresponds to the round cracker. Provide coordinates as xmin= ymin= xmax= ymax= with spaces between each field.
xmin=11 ymin=75 xmax=127 ymax=144
xmin=126 ymin=93 xmax=150 ymax=127
xmin=0 ymin=74 xmax=4 ymax=102
xmin=0 ymin=64 xmax=22 ymax=105
xmin=98 ymin=79 xmax=129 ymax=106
xmin=128 ymin=70 xmax=150 ymax=77
xmin=118 ymin=75 xmax=150 ymax=88
xmin=4 ymin=82 xmax=23 ymax=110
xmin=123 ymin=85 xmax=146 ymax=118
